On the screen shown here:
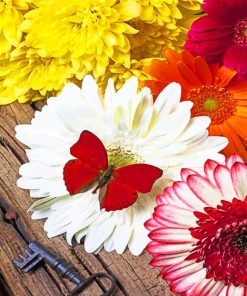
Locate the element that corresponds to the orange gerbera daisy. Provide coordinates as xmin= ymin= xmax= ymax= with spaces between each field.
xmin=144 ymin=48 xmax=247 ymax=161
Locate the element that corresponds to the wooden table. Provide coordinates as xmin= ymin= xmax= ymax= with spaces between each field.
xmin=0 ymin=102 xmax=176 ymax=296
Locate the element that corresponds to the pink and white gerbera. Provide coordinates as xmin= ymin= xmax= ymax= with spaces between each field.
xmin=145 ymin=154 xmax=247 ymax=296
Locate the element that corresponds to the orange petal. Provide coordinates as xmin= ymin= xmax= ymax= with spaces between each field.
xmin=144 ymin=80 xmax=167 ymax=97
xmin=228 ymin=81 xmax=247 ymax=92
xmin=163 ymin=48 xmax=181 ymax=64
xmin=148 ymin=59 xmax=179 ymax=82
xmin=182 ymin=51 xmax=196 ymax=72
xmin=227 ymin=116 xmax=247 ymax=140
xmin=215 ymin=67 xmax=237 ymax=87
xmin=233 ymin=92 xmax=247 ymax=100
xmin=195 ymin=56 xmax=212 ymax=85
xmin=209 ymin=63 xmax=220 ymax=79
xmin=177 ymin=61 xmax=202 ymax=88
xmin=218 ymin=122 xmax=247 ymax=162
xmin=236 ymin=99 xmax=247 ymax=106
xmin=235 ymin=106 xmax=247 ymax=117
xmin=208 ymin=124 xmax=222 ymax=137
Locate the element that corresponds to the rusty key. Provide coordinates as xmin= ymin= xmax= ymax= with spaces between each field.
xmin=13 ymin=241 xmax=116 ymax=296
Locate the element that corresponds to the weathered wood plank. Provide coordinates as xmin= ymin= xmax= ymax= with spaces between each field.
xmin=0 ymin=103 xmax=104 ymax=296
xmin=0 ymin=208 xmax=63 ymax=296
xmin=0 ymin=101 xmax=176 ymax=296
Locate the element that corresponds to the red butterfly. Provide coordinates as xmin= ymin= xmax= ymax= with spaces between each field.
xmin=63 ymin=131 xmax=163 ymax=211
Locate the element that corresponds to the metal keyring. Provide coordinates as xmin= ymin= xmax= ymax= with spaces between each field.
xmin=69 ymin=272 xmax=117 ymax=296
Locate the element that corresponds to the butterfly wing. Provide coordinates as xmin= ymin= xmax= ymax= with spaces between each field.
xmin=100 ymin=164 xmax=163 ymax=211
xmin=100 ymin=180 xmax=138 ymax=211
xmin=64 ymin=160 xmax=99 ymax=195
xmin=64 ymin=131 xmax=108 ymax=195
xmin=70 ymin=130 xmax=108 ymax=169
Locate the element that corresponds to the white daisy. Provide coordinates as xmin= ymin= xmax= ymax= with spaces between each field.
xmin=16 ymin=75 xmax=228 ymax=255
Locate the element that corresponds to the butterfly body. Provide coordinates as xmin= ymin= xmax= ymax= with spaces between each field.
xmin=92 ymin=165 xmax=115 ymax=194
xmin=64 ymin=131 xmax=163 ymax=211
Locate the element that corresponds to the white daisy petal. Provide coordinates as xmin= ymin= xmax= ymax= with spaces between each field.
xmin=26 ymin=148 xmax=70 ymax=166
xmin=84 ymin=218 xmax=116 ymax=253
xmin=16 ymin=75 xmax=227 ymax=255
xmin=31 ymin=210 xmax=52 ymax=219
xmin=19 ymin=162 xmax=62 ymax=179
xmin=154 ymin=82 xmax=181 ymax=115
xmin=178 ymin=116 xmax=210 ymax=143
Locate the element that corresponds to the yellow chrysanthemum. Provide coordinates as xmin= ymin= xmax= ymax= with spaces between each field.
xmin=0 ymin=0 xmax=31 ymax=57
xmin=103 ymin=0 xmax=201 ymax=89
xmin=21 ymin=0 xmax=140 ymax=78
xmin=0 ymin=0 xmax=202 ymax=104
xmin=128 ymin=21 xmax=180 ymax=60
xmin=129 ymin=0 xmax=201 ymax=60
xmin=0 ymin=45 xmax=74 ymax=104
xmin=137 ymin=0 xmax=183 ymax=25
xmin=98 ymin=59 xmax=152 ymax=90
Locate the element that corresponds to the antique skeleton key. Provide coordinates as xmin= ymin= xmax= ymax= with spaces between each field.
xmin=13 ymin=241 xmax=116 ymax=296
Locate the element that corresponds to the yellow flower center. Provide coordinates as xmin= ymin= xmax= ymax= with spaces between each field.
xmin=188 ymin=85 xmax=236 ymax=125
xmin=234 ymin=19 xmax=247 ymax=46
xmin=203 ymin=98 xmax=218 ymax=111
xmin=107 ymin=145 xmax=143 ymax=168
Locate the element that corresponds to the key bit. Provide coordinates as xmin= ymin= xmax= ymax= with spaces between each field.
xmin=13 ymin=241 xmax=116 ymax=296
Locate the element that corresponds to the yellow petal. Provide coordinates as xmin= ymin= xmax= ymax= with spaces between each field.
xmin=140 ymin=4 xmax=154 ymax=22
xmin=115 ymin=0 xmax=141 ymax=21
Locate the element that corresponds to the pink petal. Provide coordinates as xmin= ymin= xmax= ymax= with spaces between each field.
xmin=180 ymin=168 xmax=197 ymax=182
xmin=149 ymin=227 xmax=194 ymax=244
xmin=156 ymin=187 xmax=174 ymax=205
xmin=144 ymin=218 xmax=160 ymax=231
xmin=231 ymin=162 xmax=247 ymax=198
xmin=150 ymin=253 xmax=189 ymax=267
xmin=158 ymin=187 xmax=189 ymax=210
xmin=202 ymin=0 xmax=245 ymax=24
xmin=188 ymin=37 xmax=232 ymax=56
xmin=223 ymin=45 xmax=247 ymax=78
xmin=187 ymin=175 xmax=223 ymax=207
xmin=169 ymin=268 xmax=206 ymax=293
xmin=173 ymin=181 xmax=207 ymax=211
xmin=193 ymin=279 xmax=225 ymax=296
xmin=164 ymin=260 xmax=203 ymax=281
xmin=226 ymin=154 xmax=244 ymax=168
xmin=189 ymin=16 xmax=230 ymax=33
xmin=226 ymin=284 xmax=247 ymax=296
xmin=219 ymin=286 xmax=228 ymax=296
xmin=201 ymin=1 xmax=225 ymax=20
xmin=154 ymin=204 xmax=196 ymax=228
xmin=214 ymin=165 xmax=237 ymax=200
xmin=188 ymin=27 xmax=232 ymax=42
xmin=204 ymin=159 xmax=220 ymax=185
xmin=146 ymin=241 xmax=192 ymax=256
xmin=185 ymin=40 xmax=223 ymax=64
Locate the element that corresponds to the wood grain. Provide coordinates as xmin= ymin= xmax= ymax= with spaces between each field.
xmin=0 ymin=102 xmax=176 ymax=296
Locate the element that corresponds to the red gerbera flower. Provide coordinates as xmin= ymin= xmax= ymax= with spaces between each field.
xmin=145 ymin=154 xmax=247 ymax=296
xmin=185 ymin=0 xmax=247 ymax=79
